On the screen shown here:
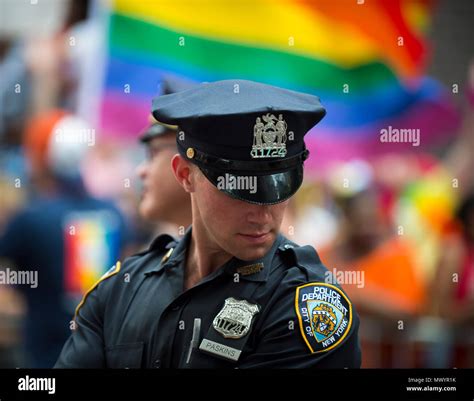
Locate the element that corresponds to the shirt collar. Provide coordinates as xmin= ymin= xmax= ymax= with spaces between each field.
xmin=223 ymin=233 xmax=285 ymax=282
xmin=143 ymin=226 xmax=191 ymax=276
xmin=144 ymin=226 xmax=285 ymax=283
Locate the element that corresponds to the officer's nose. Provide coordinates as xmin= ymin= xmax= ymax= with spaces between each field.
xmin=135 ymin=161 xmax=147 ymax=180
xmin=246 ymin=204 xmax=272 ymax=225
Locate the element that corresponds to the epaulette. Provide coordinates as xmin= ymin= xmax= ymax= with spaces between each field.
xmin=278 ymin=243 xmax=322 ymax=269
xmin=134 ymin=234 xmax=177 ymax=257
xmin=148 ymin=233 xmax=177 ymax=252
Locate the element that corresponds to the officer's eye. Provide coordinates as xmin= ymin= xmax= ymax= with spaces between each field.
xmin=146 ymin=144 xmax=176 ymax=161
xmin=146 ymin=147 xmax=160 ymax=161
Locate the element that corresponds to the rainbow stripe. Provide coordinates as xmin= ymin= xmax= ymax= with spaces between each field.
xmin=100 ymin=0 xmax=459 ymax=164
xmin=63 ymin=211 xmax=121 ymax=297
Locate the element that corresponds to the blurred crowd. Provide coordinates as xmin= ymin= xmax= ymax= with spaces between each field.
xmin=0 ymin=0 xmax=473 ymax=368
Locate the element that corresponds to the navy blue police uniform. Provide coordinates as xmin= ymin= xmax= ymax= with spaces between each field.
xmin=55 ymin=80 xmax=362 ymax=368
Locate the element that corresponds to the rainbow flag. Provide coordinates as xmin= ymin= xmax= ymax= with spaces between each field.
xmin=99 ymin=0 xmax=459 ymax=166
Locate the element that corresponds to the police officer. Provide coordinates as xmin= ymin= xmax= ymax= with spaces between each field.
xmin=55 ymin=80 xmax=361 ymax=368
xmin=136 ymin=118 xmax=192 ymax=229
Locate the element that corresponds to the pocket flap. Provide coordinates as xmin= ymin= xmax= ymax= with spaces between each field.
xmin=106 ymin=342 xmax=144 ymax=368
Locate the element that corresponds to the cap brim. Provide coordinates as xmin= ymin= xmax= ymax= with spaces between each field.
xmin=139 ymin=124 xmax=172 ymax=143
xmin=198 ymin=164 xmax=303 ymax=205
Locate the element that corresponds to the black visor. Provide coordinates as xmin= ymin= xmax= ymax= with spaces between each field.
xmin=198 ymin=164 xmax=304 ymax=205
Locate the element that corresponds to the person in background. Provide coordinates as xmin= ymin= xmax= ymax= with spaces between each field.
xmin=135 ymin=78 xmax=196 ymax=235
xmin=319 ymin=161 xmax=427 ymax=368
xmin=136 ymin=117 xmax=191 ymax=234
xmin=0 ymin=109 xmax=128 ymax=367
xmin=321 ymin=162 xmax=426 ymax=319
xmin=432 ymin=194 xmax=474 ymax=367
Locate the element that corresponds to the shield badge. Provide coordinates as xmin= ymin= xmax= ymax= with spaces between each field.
xmin=308 ymin=301 xmax=341 ymax=343
xmin=213 ymin=298 xmax=260 ymax=339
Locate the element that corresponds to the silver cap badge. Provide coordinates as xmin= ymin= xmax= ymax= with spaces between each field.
xmin=251 ymin=113 xmax=288 ymax=158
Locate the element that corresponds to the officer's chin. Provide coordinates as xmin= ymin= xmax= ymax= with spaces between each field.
xmin=139 ymin=198 xmax=160 ymax=221
xmin=138 ymin=201 xmax=148 ymax=219
xmin=233 ymin=233 xmax=275 ymax=260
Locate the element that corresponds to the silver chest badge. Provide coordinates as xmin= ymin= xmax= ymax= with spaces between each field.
xmin=251 ymin=113 xmax=288 ymax=158
xmin=213 ymin=298 xmax=260 ymax=339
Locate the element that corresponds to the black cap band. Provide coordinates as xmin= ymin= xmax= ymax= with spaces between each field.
xmin=178 ymin=142 xmax=309 ymax=175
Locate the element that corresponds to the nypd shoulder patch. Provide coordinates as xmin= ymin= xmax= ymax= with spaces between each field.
xmin=295 ymin=282 xmax=352 ymax=353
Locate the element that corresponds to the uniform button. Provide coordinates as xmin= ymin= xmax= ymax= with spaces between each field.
xmin=153 ymin=359 xmax=161 ymax=368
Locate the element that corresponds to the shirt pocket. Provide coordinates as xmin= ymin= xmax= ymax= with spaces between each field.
xmin=105 ymin=342 xmax=144 ymax=368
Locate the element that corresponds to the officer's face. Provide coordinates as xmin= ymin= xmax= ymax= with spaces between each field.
xmin=178 ymin=160 xmax=288 ymax=261
xmin=136 ymin=135 xmax=190 ymax=223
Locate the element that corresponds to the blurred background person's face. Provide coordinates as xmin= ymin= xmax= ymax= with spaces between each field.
xmin=457 ymin=195 xmax=474 ymax=243
xmin=465 ymin=208 xmax=474 ymax=242
xmin=341 ymin=190 xmax=387 ymax=254
xmin=136 ymin=134 xmax=191 ymax=226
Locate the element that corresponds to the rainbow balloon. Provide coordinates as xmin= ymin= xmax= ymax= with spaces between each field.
xmin=99 ymin=0 xmax=459 ymax=166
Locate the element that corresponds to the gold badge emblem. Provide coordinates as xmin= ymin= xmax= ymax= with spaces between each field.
xmin=251 ymin=113 xmax=288 ymax=158
xmin=236 ymin=263 xmax=264 ymax=276
xmin=311 ymin=303 xmax=338 ymax=339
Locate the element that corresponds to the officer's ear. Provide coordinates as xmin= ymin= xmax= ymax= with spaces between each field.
xmin=171 ymin=154 xmax=198 ymax=193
